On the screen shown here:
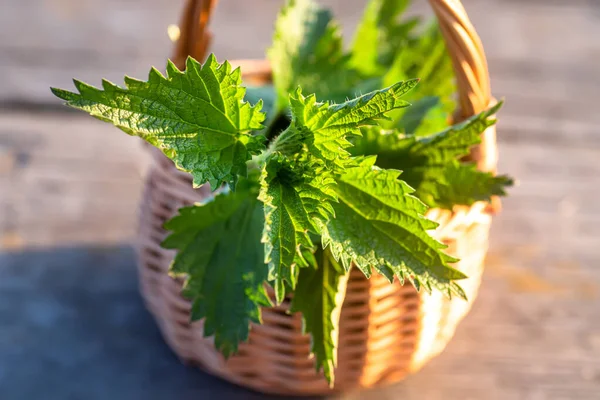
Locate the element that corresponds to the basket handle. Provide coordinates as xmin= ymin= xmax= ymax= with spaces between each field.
xmin=427 ymin=0 xmax=497 ymax=176
xmin=170 ymin=0 xmax=496 ymax=172
xmin=170 ymin=0 xmax=217 ymax=69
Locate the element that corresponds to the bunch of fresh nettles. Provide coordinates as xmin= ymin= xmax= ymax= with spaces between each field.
xmin=52 ymin=0 xmax=511 ymax=384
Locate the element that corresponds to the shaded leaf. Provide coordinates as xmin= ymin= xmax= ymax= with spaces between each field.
xmin=351 ymin=102 xmax=512 ymax=208
xmin=268 ymin=0 xmax=365 ymax=107
xmin=162 ymin=177 xmax=270 ymax=357
xmin=291 ymin=248 xmax=349 ymax=385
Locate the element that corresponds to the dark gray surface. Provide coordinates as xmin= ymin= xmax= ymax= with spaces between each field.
xmin=0 ymin=246 xmax=317 ymax=400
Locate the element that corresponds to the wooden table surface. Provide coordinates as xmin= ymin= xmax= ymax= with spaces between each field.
xmin=1 ymin=0 xmax=599 ymax=399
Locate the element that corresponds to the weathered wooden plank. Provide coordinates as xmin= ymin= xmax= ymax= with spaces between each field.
xmin=0 ymin=111 xmax=150 ymax=162
xmin=0 ymin=111 xmax=149 ymax=248
xmin=1 ymin=0 xmax=598 ymax=105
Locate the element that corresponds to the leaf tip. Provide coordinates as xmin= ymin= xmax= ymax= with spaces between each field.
xmin=204 ymin=53 xmax=218 ymax=68
xmin=50 ymin=86 xmax=71 ymax=101
xmin=405 ymin=77 xmax=421 ymax=88
xmin=166 ymin=59 xmax=182 ymax=76
xmin=486 ymin=99 xmax=505 ymax=117
xmin=184 ymin=55 xmax=202 ymax=72
xmin=148 ymin=66 xmax=165 ymax=81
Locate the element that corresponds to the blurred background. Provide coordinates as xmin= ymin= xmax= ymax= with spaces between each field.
xmin=1 ymin=0 xmax=599 ymax=399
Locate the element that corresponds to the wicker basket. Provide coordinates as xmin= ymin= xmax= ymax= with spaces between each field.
xmin=136 ymin=0 xmax=500 ymax=395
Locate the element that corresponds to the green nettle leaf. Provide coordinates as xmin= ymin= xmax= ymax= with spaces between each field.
xmin=281 ymin=80 xmax=418 ymax=168
xmin=399 ymin=102 xmax=503 ymax=163
xmin=268 ymin=0 xmax=364 ymax=108
xmin=320 ymin=157 xmax=467 ymax=298
xmin=245 ymin=84 xmax=277 ymax=129
xmin=381 ymin=23 xmax=456 ymax=130
xmin=162 ymin=177 xmax=271 ymax=357
xmin=51 ymin=55 xmax=265 ymax=190
xmin=395 ymin=96 xmax=449 ymax=136
xmin=290 ymin=248 xmax=349 ymax=386
xmin=383 ymin=22 xmax=455 ymax=99
xmin=352 ymin=102 xmax=513 ymax=208
xmin=351 ymin=0 xmax=418 ymax=75
xmin=259 ymin=156 xmax=336 ymax=303
xmin=421 ymin=163 xmax=513 ymax=209
xmin=395 ymin=102 xmax=513 ymax=207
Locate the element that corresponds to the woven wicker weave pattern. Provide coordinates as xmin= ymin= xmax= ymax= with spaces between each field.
xmin=135 ymin=0 xmax=498 ymax=395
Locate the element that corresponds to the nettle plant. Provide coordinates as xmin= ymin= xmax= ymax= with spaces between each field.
xmin=52 ymin=0 xmax=512 ymax=384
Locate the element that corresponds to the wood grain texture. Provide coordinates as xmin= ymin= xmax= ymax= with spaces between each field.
xmin=1 ymin=0 xmax=599 ymax=398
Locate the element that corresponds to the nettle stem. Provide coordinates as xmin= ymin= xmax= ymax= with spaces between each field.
xmin=248 ymin=125 xmax=305 ymax=170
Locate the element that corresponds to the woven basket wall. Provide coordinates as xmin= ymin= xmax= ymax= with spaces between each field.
xmin=135 ymin=0 xmax=500 ymax=395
